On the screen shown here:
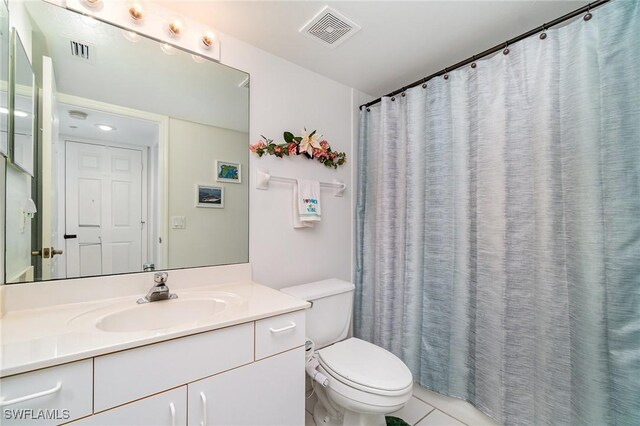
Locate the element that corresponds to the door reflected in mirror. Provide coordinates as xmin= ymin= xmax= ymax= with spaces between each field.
xmin=3 ymin=1 xmax=249 ymax=284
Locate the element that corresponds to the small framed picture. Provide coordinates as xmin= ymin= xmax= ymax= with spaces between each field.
xmin=196 ymin=184 xmax=224 ymax=208
xmin=216 ymin=160 xmax=241 ymax=183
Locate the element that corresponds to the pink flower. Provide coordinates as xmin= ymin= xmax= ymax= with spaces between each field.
xmin=320 ymin=140 xmax=329 ymax=150
xmin=249 ymin=140 xmax=266 ymax=153
xmin=288 ymin=143 xmax=298 ymax=155
xmin=313 ymin=148 xmax=329 ymax=160
xmin=274 ymin=146 xmax=283 ymax=155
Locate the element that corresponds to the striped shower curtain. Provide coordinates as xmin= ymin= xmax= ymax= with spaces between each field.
xmin=355 ymin=1 xmax=639 ymax=424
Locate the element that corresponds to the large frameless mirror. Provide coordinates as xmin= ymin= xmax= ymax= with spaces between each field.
xmin=0 ymin=1 xmax=8 ymax=157
xmin=3 ymin=1 xmax=249 ymax=284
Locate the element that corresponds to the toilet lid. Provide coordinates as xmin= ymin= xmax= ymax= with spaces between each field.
xmin=318 ymin=338 xmax=413 ymax=392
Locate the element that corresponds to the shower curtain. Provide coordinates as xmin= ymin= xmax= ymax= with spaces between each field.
xmin=355 ymin=1 xmax=639 ymax=425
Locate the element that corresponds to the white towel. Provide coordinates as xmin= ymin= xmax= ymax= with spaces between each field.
xmin=294 ymin=179 xmax=321 ymax=227
xmin=293 ymin=181 xmax=314 ymax=229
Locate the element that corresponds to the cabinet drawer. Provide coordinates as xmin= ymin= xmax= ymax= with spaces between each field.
xmin=69 ymin=386 xmax=186 ymax=426
xmin=94 ymin=322 xmax=254 ymax=412
xmin=255 ymin=311 xmax=305 ymax=360
xmin=0 ymin=359 xmax=93 ymax=425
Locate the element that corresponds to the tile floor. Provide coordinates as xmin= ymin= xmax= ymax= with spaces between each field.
xmin=305 ymin=383 xmax=498 ymax=426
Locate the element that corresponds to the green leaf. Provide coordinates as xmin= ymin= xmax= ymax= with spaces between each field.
xmin=283 ymin=132 xmax=294 ymax=143
xmin=309 ymin=130 xmax=316 ymax=137
xmin=294 ymin=137 xmax=302 ymax=143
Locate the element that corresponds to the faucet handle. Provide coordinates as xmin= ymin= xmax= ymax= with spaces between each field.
xmin=154 ymin=272 xmax=168 ymax=284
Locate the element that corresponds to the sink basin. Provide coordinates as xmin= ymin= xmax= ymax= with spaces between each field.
xmin=95 ymin=298 xmax=230 ymax=332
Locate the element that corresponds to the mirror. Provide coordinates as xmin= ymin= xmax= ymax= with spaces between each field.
xmin=5 ymin=29 xmax=35 ymax=284
xmin=0 ymin=1 xmax=8 ymax=156
xmin=3 ymin=1 xmax=249 ymax=284
xmin=11 ymin=29 xmax=35 ymax=176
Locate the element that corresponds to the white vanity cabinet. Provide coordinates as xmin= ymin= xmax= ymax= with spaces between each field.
xmin=68 ymin=387 xmax=187 ymax=426
xmin=0 ymin=309 xmax=306 ymax=426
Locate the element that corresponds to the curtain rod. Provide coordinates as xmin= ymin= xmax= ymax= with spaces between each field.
xmin=360 ymin=0 xmax=612 ymax=110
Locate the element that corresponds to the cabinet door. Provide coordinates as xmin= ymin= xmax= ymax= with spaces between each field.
xmin=188 ymin=346 xmax=305 ymax=426
xmin=68 ymin=386 xmax=186 ymax=426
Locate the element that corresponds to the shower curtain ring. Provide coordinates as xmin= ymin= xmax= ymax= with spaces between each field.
xmin=444 ymin=68 xmax=449 ymax=80
xmin=584 ymin=5 xmax=593 ymax=21
xmin=540 ymin=24 xmax=547 ymax=39
xmin=503 ymin=42 xmax=510 ymax=55
xmin=471 ymin=56 xmax=477 ymax=68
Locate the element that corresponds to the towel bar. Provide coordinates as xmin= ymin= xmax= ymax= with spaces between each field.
xmin=255 ymin=168 xmax=346 ymax=197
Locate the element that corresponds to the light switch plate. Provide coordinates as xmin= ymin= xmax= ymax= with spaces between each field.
xmin=172 ymin=216 xmax=186 ymax=229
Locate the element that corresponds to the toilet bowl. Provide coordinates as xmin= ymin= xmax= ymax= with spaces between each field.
xmin=280 ymin=279 xmax=413 ymax=426
xmin=313 ymin=337 xmax=413 ymax=426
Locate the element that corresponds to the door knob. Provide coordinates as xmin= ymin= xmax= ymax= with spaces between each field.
xmin=31 ymin=248 xmax=62 ymax=258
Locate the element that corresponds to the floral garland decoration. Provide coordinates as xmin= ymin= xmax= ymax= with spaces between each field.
xmin=249 ymin=129 xmax=346 ymax=169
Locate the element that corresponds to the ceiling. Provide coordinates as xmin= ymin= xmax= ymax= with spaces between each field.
xmin=58 ymin=103 xmax=160 ymax=147
xmin=164 ymin=1 xmax=584 ymax=97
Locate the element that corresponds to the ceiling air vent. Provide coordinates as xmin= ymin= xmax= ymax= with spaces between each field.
xmin=300 ymin=6 xmax=361 ymax=49
xmin=68 ymin=39 xmax=95 ymax=64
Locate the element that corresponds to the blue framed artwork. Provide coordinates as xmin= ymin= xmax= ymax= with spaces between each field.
xmin=216 ymin=160 xmax=241 ymax=183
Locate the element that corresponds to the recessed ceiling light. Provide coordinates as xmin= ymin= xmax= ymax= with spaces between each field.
xmin=95 ymin=124 xmax=116 ymax=132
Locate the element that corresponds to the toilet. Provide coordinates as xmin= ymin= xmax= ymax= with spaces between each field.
xmin=281 ymin=279 xmax=413 ymax=426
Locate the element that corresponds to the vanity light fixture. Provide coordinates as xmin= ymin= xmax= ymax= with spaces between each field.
xmin=201 ymin=31 xmax=215 ymax=49
xmin=95 ymin=124 xmax=116 ymax=132
xmin=80 ymin=0 xmax=102 ymax=9
xmin=167 ymin=19 xmax=183 ymax=38
xmin=128 ymin=3 xmax=144 ymax=22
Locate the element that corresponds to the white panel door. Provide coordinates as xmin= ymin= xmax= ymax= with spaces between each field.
xmin=65 ymin=141 xmax=143 ymax=277
xmin=187 ymin=347 xmax=305 ymax=426
xmin=103 ymin=146 xmax=143 ymax=274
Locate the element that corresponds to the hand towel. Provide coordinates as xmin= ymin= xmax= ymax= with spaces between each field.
xmin=297 ymin=179 xmax=322 ymax=223
xmin=293 ymin=181 xmax=314 ymax=229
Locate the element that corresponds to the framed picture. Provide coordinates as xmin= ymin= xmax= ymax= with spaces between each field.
xmin=196 ymin=184 xmax=224 ymax=208
xmin=216 ymin=160 xmax=241 ymax=183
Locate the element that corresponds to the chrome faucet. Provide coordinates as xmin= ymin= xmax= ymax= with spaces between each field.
xmin=137 ymin=272 xmax=178 ymax=304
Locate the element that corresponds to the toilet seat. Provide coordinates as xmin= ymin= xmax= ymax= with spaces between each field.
xmin=318 ymin=338 xmax=413 ymax=397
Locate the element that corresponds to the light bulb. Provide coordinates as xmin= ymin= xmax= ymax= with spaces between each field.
xmin=201 ymin=31 xmax=215 ymax=49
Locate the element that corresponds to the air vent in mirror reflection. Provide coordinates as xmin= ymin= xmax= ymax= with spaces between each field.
xmin=69 ymin=40 xmax=95 ymax=64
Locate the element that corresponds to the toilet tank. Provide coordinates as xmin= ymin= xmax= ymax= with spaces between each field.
xmin=280 ymin=279 xmax=355 ymax=349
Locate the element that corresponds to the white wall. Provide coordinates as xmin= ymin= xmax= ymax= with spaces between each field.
xmin=217 ymin=34 xmax=357 ymax=288
xmin=167 ymin=118 xmax=249 ymax=269
xmin=3 ymin=2 xmax=364 ymax=291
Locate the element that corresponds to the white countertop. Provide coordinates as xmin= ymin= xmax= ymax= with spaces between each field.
xmin=0 ymin=281 xmax=309 ymax=377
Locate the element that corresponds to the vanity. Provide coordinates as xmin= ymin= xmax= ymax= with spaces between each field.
xmin=0 ymin=265 xmax=309 ymax=425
